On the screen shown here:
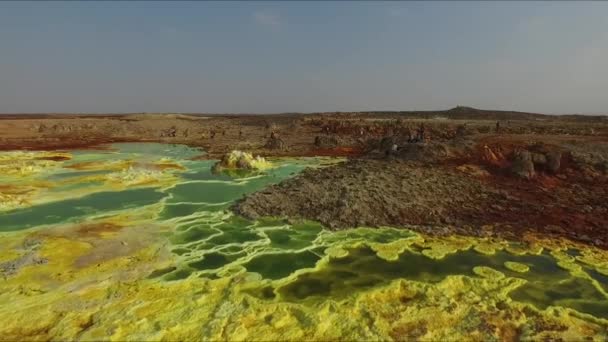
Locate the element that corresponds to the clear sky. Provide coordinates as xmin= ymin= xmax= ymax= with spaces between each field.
xmin=1 ymin=1 xmax=607 ymax=114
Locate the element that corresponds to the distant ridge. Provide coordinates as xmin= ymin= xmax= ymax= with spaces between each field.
xmin=0 ymin=107 xmax=606 ymax=122
xmin=318 ymin=106 xmax=607 ymax=123
xmin=444 ymin=106 xmax=547 ymax=120
xmin=444 ymin=106 xmax=607 ymax=122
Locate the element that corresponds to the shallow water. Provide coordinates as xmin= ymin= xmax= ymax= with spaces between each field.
xmin=1 ymin=143 xmax=608 ymax=340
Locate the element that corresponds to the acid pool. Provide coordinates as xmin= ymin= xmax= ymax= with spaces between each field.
xmin=0 ymin=143 xmax=607 ymax=341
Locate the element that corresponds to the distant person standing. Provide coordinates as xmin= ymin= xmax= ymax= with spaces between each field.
xmin=496 ymin=121 xmax=501 ymax=133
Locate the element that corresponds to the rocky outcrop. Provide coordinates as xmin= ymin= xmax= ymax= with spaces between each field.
xmin=396 ymin=142 xmax=452 ymax=163
xmin=510 ymin=150 xmax=535 ymax=179
xmin=314 ymin=136 xmax=339 ymax=149
xmin=531 ymin=152 xmax=547 ymax=166
xmin=510 ymin=149 xmax=563 ymax=178
xmin=571 ymin=150 xmax=608 ymax=175
xmin=160 ymin=126 xmax=177 ymax=138
xmin=482 ymin=145 xmax=507 ymax=168
xmin=265 ymin=135 xmax=286 ymax=150
xmin=233 ymin=159 xmax=508 ymax=231
xmin=212 ymin=150 xmax=271 ymax=173
xmin=545 ymin=151 xmax=562 ymax=174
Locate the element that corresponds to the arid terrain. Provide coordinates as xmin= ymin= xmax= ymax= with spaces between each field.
xmin=2 ymin=106 xmax=607 ymax=249
xmin=2 ymin=107 xmax=608 ymax=340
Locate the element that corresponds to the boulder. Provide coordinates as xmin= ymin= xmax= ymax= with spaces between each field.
xmin=397 ymin=142 xmax=451 ymax=163
xmin=265 ymin=136 xmax=287 ymax=150
xmin=511 ymin=150 xmax=535 ymax=179
xmin=545 ymin=151 xmax=562 ymax=174
xmin=531 ymin=153 xmax=547 ymax=166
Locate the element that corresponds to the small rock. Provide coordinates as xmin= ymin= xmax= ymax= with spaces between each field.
xmin=546 ymin=225 xmax=565 ymax=234
xmin=579 ymin=234 xmax=592 ymax=243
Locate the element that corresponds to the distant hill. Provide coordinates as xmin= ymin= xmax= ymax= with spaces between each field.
xmin=443 ymin=106 xmax=547 ymax=120
xmin=319 ymin=106 xmax=607 ymax=123
xmin=1 ymin=107 xmax=606 ymax=122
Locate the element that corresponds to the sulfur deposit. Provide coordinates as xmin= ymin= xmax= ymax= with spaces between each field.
xmin=1 ymin=143 xmax=608 ymax=341
xmin=212 ymin=150 xmax=272 ymax=174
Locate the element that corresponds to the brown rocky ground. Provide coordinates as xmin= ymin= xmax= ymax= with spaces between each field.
xmin=233 ymin=153 xmax=608 ymax=248
xmin=2 ymin=108 xmax=608 ymax=248
xmin=233 ymin=116 xmax=608 ymax=249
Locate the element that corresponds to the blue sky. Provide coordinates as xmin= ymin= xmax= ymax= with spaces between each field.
xmin=1 ymin=1 xmax=607 ymax=114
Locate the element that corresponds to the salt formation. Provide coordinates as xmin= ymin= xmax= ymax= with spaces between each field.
xmin=212 ymin=150 xmax=272 ymax=173
xmin=106 ymin=166 xmax=170 ymax=186
xmin=0 ymin=151 xmax=68 ymax=177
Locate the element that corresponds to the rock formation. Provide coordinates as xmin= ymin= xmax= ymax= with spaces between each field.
xmin=510 ymin=150 xmax=535 ymax=179
xmin=265 ymin=133 xmax=286 ymax=150
xmin=212 ymin=150 xmax=271 ymax=174
xmin=314 ymin=136 xmax=339 ymax=149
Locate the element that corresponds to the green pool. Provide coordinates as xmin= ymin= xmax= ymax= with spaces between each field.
xmin=0 ymin=143 xmax=607 ymax=341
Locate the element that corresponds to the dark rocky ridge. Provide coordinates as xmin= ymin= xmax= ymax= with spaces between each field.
xmin=233 ymin=141 xmax=608 ymax=248
xmin=233 ymin=159 xmax=508 ymax=232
